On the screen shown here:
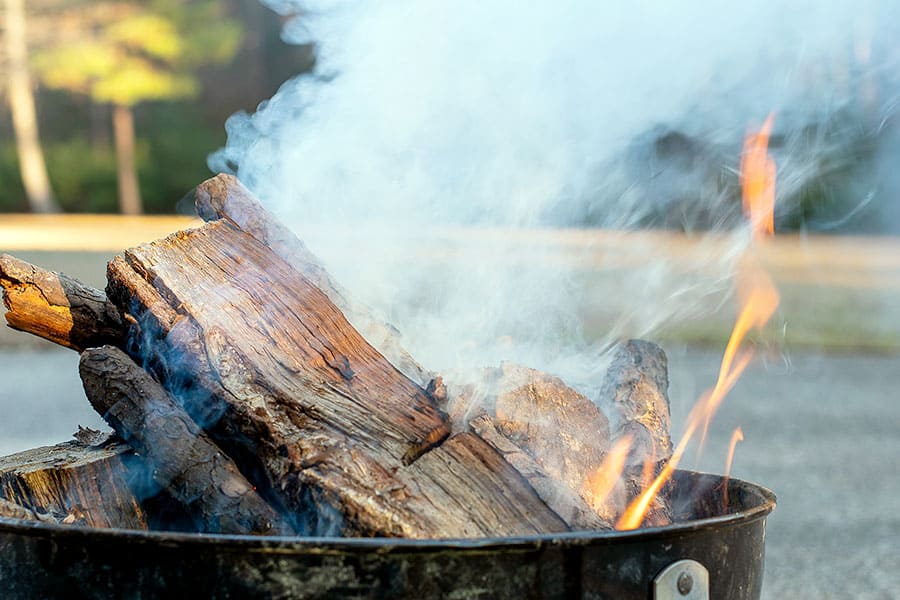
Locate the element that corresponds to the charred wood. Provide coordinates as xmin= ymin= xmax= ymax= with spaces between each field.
xmin=440 ymin=364 xmax=616 ymax=527
xmin=0 ymin=497 xmax=60 ymax=524
xmin=598 ymin=339 xmax=673 ymax=526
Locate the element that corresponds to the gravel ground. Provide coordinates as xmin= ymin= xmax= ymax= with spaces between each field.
xmin=0 ymin=344 xmax=896 ymax=599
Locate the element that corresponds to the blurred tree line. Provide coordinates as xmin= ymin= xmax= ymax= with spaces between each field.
xmin=0 ymin=0 xmax=313 ymax=213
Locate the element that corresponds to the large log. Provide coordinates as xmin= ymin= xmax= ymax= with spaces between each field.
xmin=193 ymin=174 xmax=431 ymax=387
xmin=106 ymin=218 xmax=567 ymax=537
xmin=80 ymin=345 xmax=295 ymax=535
xmin=0 ymin=440 xmax=146 ymax=529
xmin=0 ymin=254 xmax=125 ymax=351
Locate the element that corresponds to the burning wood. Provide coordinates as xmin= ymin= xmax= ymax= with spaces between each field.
xmin=598 ymin=339 xmax=673 ymax=526
xmin=0 ymin=174 xmax=676 ymax=537
xmin=194 ymin=174 xmax=432 ymax=388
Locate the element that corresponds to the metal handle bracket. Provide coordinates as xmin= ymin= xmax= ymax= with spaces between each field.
xmin=653 ymin=559 xmax=709 ymax=600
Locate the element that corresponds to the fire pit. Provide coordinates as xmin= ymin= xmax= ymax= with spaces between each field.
xmin=0 ymin=470 xmax=773 ymax=599
xmin=0 ymin=168 xmax=781 ymax=597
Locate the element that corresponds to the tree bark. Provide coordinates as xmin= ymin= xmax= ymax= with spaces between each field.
xmin=106 ymin=219 xmax=567 ymax=537
xmin=0 ymin=253 xmax=125 ymax=351
xmin=79 ymin=346 xmax=295 ymax=535
xmin=112 ymin=103 xmax=142 ymax=215
xmin=3 ymin=0 xmax=59 ymax=213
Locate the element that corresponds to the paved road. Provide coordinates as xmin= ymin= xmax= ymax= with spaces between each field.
xmin=666 ymin=346 xmax=900 ymax=600
xmin=0 ymin=344 xmax=896 ymax=599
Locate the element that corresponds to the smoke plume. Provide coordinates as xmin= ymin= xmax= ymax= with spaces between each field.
xmin=210 ymin=1 xmax=900 ymax=389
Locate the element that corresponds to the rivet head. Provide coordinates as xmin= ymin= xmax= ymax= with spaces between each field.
xmin=677 ymin=571 xmax=694 ymax=595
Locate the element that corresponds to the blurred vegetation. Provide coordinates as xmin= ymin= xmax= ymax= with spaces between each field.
xmin=1 ymin=0 xmax=314 ymax=213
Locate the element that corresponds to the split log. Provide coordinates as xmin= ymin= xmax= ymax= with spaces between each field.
xmin=598 ymin=339 xmax=673 ymax=526
xmin=193 ymin=174 xmax=431 ymax=387
xmin=106 ymin=218 xmax=567 ymax=537
xmin=79 ymin=345 xmax=294 ymax=536
xmin=0 ymin=440 xmax=146 ymax=529
xmin=0 ymin=254 xmax=125 ymax=351
xmin=439 ymin=364 xmax=615 ymax=528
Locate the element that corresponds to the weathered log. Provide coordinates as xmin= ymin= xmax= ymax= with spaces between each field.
xmin=80 ymin=345 xmax=295 ymax=535
xmin=598 ymin=339 xmax=673 ymax=526
xmin=0 ymin=253 xmax=125 ymax=351
xmin=193 ymin=174 xmax=431 ymax=387
xmin=0 ymin=440 xmax=146 ymax=529
xmin=106 ymin=218 xmax=567 ymax=537
xmin=439 ymin=364 xmax=616 ymax=528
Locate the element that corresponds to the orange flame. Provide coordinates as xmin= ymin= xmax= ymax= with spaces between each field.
xmin=740 ymin=113 xmax=776 ymax=240
xmin=584 ymin=435 xmax=632 ymax=513
xmin=725 ymin=426 xmax=744 ymax=477
xmin=615 ymin=116 xmax=779 ymax=531
xmin=723 ymin=426 xmax=744 ymax=510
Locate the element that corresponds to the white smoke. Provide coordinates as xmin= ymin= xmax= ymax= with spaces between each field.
xmin=210 ymin=1 xmax=900 ymax=388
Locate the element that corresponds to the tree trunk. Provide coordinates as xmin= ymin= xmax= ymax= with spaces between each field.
xmin=3 ymin=0 xmax=59 ymax=213
xmin=112 ymin=103 xmax=142 ymax=215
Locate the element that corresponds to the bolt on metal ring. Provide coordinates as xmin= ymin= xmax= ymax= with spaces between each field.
xmin=677 ymin=571 xmax=693 ymax=595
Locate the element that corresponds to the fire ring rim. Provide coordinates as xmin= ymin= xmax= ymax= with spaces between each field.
xmin=0 ymin=470 xmax=775 ymax=552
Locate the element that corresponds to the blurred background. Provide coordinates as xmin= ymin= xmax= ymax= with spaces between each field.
xmin=0 ymin=0 xmax=314 ymax=214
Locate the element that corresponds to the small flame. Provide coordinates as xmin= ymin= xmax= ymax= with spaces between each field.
xmin=725 ymin=426 xmax=744 ymax=478
xmin=740 ymin=113 xmax=776 ymax=240
xmin=723 ymin=426 xmax=744 ymax=510
xmin=584 ymin=435 xmax=632 ymax=514
xmin=615 ymin=116 xmax=779 ymax=531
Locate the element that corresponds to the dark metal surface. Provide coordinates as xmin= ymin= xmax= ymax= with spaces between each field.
xmin=0 ymin=471 xmax=774 ymax=599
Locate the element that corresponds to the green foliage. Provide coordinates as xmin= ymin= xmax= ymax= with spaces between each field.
xmin=31 ymin=1 xmax=244 ymax=107
xmin=0 ymin=101 xmax=225 ymax=213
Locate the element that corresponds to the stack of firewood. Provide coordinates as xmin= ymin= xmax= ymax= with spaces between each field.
xmin=0 ymin=175 xmax=673 ymax=537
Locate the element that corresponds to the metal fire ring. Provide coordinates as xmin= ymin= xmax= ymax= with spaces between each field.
xmin=653 ymin=559 xmax=709 ymax=600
